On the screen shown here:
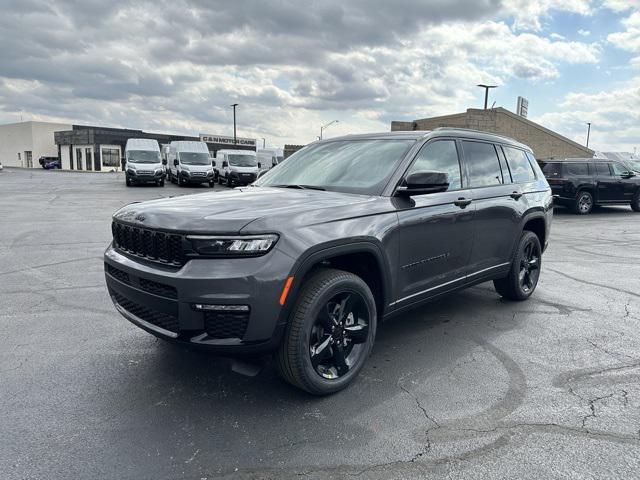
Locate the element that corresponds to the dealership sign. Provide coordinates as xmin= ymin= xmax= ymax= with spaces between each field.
xmin=200 ymin=134 xmax=256 ymax=147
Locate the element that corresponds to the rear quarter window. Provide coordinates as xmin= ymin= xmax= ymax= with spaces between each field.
xmin=541 ymin=162 xmax=562 ymax=177
xmin=503 ymin=146 xmax=536 ymax=183
xmin=565 ymin=163 xmax=590 ymax=176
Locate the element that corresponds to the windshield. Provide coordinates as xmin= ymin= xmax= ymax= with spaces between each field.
xmin=228 ymin=154 xmax=257 ymax=167
xmin=179 ymin=152 xmax=211 ymax=165
xmin=627 ymin=160 xmax=640 ymax=172
xmin=255 ymin=139 xmax=415 ymax=194
xmin=127 ymin=150 xmax=160 ymax=164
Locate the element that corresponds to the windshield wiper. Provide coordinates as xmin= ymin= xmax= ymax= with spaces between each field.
xmin=271 ymin=184 xmax=326 ymax=191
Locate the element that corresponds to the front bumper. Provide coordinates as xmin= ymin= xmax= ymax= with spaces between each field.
xmin=230 ymin=172 xmax=257 ymax=184
xmin=128 ymin=170 xmax=164 ymax=182
xmin=104 ymin=245 xmax=294 ymax=355
xmin=181 ymin=171 xmax=214 ymax=184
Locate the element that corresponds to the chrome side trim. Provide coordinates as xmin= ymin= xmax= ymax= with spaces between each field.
xmin=112 ymin=299 xmax=179 ymax=339
xmin=389 ymin=262 xmax=510 ymax=306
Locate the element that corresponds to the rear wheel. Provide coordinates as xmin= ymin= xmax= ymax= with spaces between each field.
xmin=276 ymin=269 xmax=377 ymax=395
xmin=631 ymin=192 xmax=640 ymax=212
xmin=573 ymin=190 xmax=593 ymax=215
xmin=494 ymin=231 xmax=542 ymax=301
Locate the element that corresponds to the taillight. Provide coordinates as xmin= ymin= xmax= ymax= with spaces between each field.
xmin=547 ymin=178 xmax=566 ymax=185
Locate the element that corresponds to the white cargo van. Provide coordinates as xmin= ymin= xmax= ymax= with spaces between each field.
xmin=256 ymin=148 xmax=283 ymax=173
xmin=168 ymin=141 xmax=215 ymax=187
xmin=214 ymin=149 xmax=259 ymax=187
xmin=124 ymin=139 xmax=164 ymax=187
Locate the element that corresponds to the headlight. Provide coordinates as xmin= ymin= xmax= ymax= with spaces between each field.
xmin=187 ymin=234 xmax=279 ymax=256
xmin=155 ymin=168 xmax=163 ymax=174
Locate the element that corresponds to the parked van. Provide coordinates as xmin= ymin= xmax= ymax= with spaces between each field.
xmin=256 ymin=148 xmax=282 ymax=173
xmin=124 ymin=139 xmax=164 ymax=187
xmin=215 ymin=149 xmax=259 ymax=187
xmin=168 ymin=141 xmax=214 ymax=187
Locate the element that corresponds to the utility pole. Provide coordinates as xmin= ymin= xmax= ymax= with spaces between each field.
xmin=320 ymin=120 xmax=339 ymax=140
xmin=586 ymin=122 xmax=591 ymax=148
xmin=261 ymin=138 xmax=266 ymax=148
xmin=230 ymin=103 xmax=239 ymax=145
xmin=477 ymin=84 xmax=497 ymax=110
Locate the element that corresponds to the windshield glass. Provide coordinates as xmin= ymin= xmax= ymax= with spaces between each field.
xmin=255 ymin=139 xmax=415 ymax=195
xmin=127 ymin=150 xmax=160 ymax=164
xmin=179 ymin=152 xmax=211 ymax=165
xmin=228 ymin=154 xmax=257 ymax=167
xmin=628 ymin=160 xmax=640 ymax=172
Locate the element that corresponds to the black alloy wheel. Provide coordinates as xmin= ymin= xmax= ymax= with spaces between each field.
xmin=631 ymin=192 xmax=640 ymax=212
xmin=494 ymin=230 xmax=542 ymax=301
xmin=276 ymin=268 xmax=377 ymax=395
xmin=309 ymin=291 xmax=370 ymax=380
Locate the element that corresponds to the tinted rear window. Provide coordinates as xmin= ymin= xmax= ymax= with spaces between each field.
xmin=463 ymin=141 xmax=503 ymax=187
xmin=541 ymin=162 xmax=562 ymax=177
xmin=503 ymin=146 xmax=536 ymax=182
xmin=565 ymin=163 xmax=589 ymax=176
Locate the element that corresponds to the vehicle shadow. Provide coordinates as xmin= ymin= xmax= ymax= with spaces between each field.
xmin=95 ymin=285 xmax=532 ymax=473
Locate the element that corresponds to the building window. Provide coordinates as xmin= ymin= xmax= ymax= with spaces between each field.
xmin=85 ymin=148 xmax=93 ymax=171
xmin=76 ymin=148 xmax=83 ymax=170
xmin=101 ymin=148 xmax=121 ymax=168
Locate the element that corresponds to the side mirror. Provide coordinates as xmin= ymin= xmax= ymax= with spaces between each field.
xmin=396 ymin=171 xmax=449 ymax=196
xmin=173 ymin=159 xmax=178 ymax=166
xmin=162 ymin=159 xmax=167 ymax=165
xmin=257 ymin=162 xmax=262 ymax=169
xmin=622 ymin=171 xmax=636 ymax=178
xmin=222 ymin=161 xmax=228 ymax=168
xmin=212 ymin=160 xmax=216 ymax=167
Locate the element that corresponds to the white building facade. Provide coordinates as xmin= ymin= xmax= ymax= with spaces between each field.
xmin=0 ymin=121 xmax=72 ymax=167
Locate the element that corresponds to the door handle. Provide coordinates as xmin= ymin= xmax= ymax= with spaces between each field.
xmin=454 ymin=197 xmax=472 ymax=208
xmin=510 ymin=191 xmax=523 ymax=200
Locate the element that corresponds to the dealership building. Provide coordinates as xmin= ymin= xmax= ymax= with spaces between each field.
xmin=0 ymin=121 xmax=256 ymax=171
xmin=391 ymin=107 xmax=594 ymax=160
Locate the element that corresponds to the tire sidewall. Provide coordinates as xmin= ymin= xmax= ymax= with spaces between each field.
xmin=296 ymin=275 xmax=377 ymax=394
xmin=575 ymin=191 xmax=593 ymax=214
xmin=512 ymin=231 xmax=542 ymax=300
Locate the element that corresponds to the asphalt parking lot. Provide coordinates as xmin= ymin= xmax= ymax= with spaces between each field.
xmin=1 ymin=167 xmax=639 ymax=479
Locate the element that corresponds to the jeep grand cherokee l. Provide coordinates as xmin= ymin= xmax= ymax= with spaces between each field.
xmin=104 ymin=129 xmax=552 ymax=395
xmin=539 ymin=158 xmax=640 ymax=214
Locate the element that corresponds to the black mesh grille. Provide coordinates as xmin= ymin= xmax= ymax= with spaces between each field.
xmin=204 ymin=311 xmax=250 ymax=339
xmin=111 ymin=291 xmax=179 ymax=333
xmin=139 ymin=278 xmax=178 ymax=299
xmin=112 ymin=221 xmax=185 ymax=266
xmin=106 ymin=263 xmax=130 ymax=284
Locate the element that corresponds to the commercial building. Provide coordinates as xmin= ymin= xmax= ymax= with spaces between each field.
xmin=0 ymin=121 xmax=72 ymax=167
xmin=391 ymin=107 xmax=594 ymax=160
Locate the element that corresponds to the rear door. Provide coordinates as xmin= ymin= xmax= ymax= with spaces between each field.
xmin=394 ymin=139 xmax=475 ymax=306
xmin=463 ymin=140 xmax=522 ymax=276
xmin=594 ymin=162 xmax=615 ymax=202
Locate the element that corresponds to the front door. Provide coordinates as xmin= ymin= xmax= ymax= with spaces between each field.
xmin=395 ymin=139 xmax=475 ymax=307
xmin=594 ymin=162 xmax=615 ymax=201
xmin=610 ymin=162 xmax=637 ymax=202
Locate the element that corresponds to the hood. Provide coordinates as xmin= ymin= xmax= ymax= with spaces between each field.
xmin=112 ymin=187 xmax=376 ymax=234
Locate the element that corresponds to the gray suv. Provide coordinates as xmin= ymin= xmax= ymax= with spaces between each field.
xmin=104 ymin=129 xmax=553 ymax=395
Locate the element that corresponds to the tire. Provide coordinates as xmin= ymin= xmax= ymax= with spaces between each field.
xmin=493 ymin=231 xmax=542 ymax=301
xmin=125 ymin=176 xmax=132 ymax=187
xmin=159 ymin=178 xmax=165 ymax=187
xmin=209 ymin=180 xmax=215 ymax=188
xmin=178 ymin=175 xmax=186 ymax=187
xmin=631 ymin=192 xmax=640 ymax=212
xmin=276 ymin=268 xmax=377 ymax=395
xmin=573 ymin=190 xmax=593 ymax=215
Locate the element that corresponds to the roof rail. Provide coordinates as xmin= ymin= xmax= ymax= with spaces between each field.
xmin=432 ymin=127 xmax=518 ymax=143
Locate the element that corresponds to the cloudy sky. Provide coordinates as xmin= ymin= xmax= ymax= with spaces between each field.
xmin=1 ymin=0 xmax=639 ymax=151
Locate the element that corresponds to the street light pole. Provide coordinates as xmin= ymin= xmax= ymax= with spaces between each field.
xmin=261 ymin=138 xmax=266 ymax=149
xmin=320 ymin=120 xmax=339 ymax=140
xmin=230 ymin=103 xmax=239 ymax=145
xmin=477 ymin=84 xmax=497 ymax=110
xmin=586 ymin=122 xmax=592 ymax=148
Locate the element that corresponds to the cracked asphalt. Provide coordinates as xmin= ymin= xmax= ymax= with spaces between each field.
xmin=1 ymin=168 xmax=639 ymax=479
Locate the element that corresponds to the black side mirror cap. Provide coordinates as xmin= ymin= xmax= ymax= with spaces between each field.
xmin=222 ymin=161 xmax=229 ymax=167
xmin=396 ymin=171 xmax=450 ymax=196
xmin=173 ymin=159 xmax=179 ymax=166
xmin=212 ymin=161 xmax=216 ymax=167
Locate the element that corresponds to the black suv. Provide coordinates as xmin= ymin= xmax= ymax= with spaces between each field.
xmin=104 ymin=129 xmax=552 ymax=395
xmin=539 ymin=158 xmax=640 ymax=214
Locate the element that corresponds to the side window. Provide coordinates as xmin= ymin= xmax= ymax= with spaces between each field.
xmin=611 ymin=163 xmax=627 ymax=176
xmin=463 ymin=141 xmax=503 ymax=187
xmin=541 ymin=162 xmax=562 ymax=177
xmin=595 ymin=163 xmax=611 ymax=176
xmin=407 ymin=140 xmax=462 ymax=190
xmin=503 ymin=146 xmax=536 ymax=183
xmin=565 ymin=163 xmax=589 ymax=176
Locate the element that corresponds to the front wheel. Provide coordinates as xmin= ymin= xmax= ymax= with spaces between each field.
xmin=209 ymin=180 xmax=215 ymax=188
xmin=494 ymin=231 xmax=542 ymax=301
xmin=158 ymin=178 xmax=165 ymax=187
xmin=276 ymin=269 xmax=377 ymax=395
xmin=125 ymin=176 xmax=132 ymax=187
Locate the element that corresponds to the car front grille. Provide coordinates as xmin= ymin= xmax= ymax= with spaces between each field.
xmin=112 ymin=221 xmax=185 ymax=266
xmin=111 ymin=291 xmax=179 ymax=333
xmin=204 ymin=311 xmax=250 ymax=339
xmin=137 ymin=170 xmax=154 ymax=175
xmin=191 ymin=171 xmax=206 ymax=177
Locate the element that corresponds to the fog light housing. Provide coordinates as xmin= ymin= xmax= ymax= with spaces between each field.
xmin=193 ymin=304 xmax=250 ymax=312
